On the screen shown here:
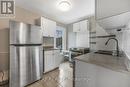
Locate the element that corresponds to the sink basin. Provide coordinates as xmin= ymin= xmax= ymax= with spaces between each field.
xmin=94 ymin=50 xmax=113 ymax=55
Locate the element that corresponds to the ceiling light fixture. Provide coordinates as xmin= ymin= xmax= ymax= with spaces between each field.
xmin=58 ymin=1 xmax=72 ymax=11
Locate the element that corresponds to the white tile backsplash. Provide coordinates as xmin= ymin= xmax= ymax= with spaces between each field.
xmin=96 ymin=23 xmax=118 ymax=51
xmin=96 ymin=22 xmax=130 ymax=71
xmin=122 ymin=29 xmax=130 ymax=60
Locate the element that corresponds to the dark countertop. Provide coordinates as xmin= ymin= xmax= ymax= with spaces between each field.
xmin=75 ymin=53 xmax=130 ymax=74
xmin=43 ymin=48 xmax=61 ymax=51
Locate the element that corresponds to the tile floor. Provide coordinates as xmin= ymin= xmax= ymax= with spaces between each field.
xmin=27 ymin=62 xmax=73 ymax=87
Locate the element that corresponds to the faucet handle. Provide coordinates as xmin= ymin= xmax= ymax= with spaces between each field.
xmin=112 ymin=50 xmax=117 ymax=56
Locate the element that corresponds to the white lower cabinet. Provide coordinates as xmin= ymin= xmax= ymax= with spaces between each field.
xmin=44 ymin=51 xmax=54 ymax=72
xmin=44 ymin=50 xmax=64 ymax=73
xmin=54 ymin=50 xmax=64 ymax=67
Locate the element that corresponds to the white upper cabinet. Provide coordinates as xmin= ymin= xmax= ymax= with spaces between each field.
xmin=73 ymin=22 xmax=80 ymax=32
xmin=36 ymin=17 xmax=56 ymax=37
xmin=42 ymin=17 xmax=56 ymax=37
xmin=80 ymin=20 xmax=89 ymax=32
xmin=73 ymin=20 xmax=89 ymax=32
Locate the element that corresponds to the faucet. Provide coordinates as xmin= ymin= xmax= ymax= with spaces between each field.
xmin=105 ymin=38 xmax=119 ymax=56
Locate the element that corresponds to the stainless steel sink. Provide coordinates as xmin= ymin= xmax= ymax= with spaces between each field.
xmin=94 ymin=50 xmax=114 ymax=55
xmin=94 ymin=50 xmax=123 ymax=57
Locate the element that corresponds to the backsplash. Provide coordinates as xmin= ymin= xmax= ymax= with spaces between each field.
xmin=123 ymin=23 xmax=130 ymax=70
xmin=96 ymin=23 xmax=117 ymax=51
xmin=43 ymin=37 xmax=54 ymax=47
xmin=96 ymin=23 xmax=124 ymax=51
xmin=96 ymin=21 xmax=130 ymax=70
xmin=122 ymin=28 xmax=130 ymax=59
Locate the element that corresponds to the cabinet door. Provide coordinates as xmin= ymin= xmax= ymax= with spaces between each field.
xmin=73 ymin=22 xmax=80 ymax=32
xmin=80 ymin=20 xmax=88 ymax=32
xmin=54 ymin=50 xmax=64 ymax=67
xmin=53 ymin=50 xmax=59 ymax=67
xmin=41 ymin=17 xmax=56 ymax=37
xmin=44 ymin=51 xmax=53 ymax=72
xmin=41 ymin=17 xmax=49 ymax=36
xmin=48 ymin=19 xmax=56 ymax=37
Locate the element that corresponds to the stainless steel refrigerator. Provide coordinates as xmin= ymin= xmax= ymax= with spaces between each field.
xmin=9 ymin=21 xmax=43 ymax=87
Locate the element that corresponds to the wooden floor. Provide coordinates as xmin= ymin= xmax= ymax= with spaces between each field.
xmin=27 ymin=62 xmax=73 ymax=87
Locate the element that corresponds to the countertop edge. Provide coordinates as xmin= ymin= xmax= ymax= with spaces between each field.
xmin=74 ymin=53 xmax=130 ymax=74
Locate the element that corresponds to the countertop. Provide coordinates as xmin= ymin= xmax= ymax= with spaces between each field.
xmin=75 ymin=53 xmax=130 ymax=74
xmin=43 ymin=48 xmax=61 ymax=51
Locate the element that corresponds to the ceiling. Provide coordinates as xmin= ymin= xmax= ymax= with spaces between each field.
xmin=96 ymin=0 xmax=130 ymax=20
xmin=15 ymin=0 xmax=95 ymax=24
xmin=96 ymin=0 xmax=130 ymax=30
xmin=98 ymin=12 xmax=130 ymax=29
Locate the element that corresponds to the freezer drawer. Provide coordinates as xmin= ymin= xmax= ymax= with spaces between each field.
xmin=10 ymin=21 xmax=42 ymax=44
xmin=10 ymin=46 xmax=43 ymax=87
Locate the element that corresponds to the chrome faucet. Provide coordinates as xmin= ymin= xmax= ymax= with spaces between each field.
xmin=105 ymin=38 xmax=119 ymax=56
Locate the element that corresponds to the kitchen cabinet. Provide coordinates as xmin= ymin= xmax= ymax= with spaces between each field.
xmin=44 ymin=51 xmax=54 ymax=72
xmin=73 ymin=20 xmax=90 ymax=47
xmin=36 ymin=17 xmax=56 ymax=37
xmin=73 ymin=20 xmax=89 ymax=32
xmin=80 ymin=20 xmax=89 ymax=32
xmin=44 ymin=50 xmax=64 ymax=73
xmin=54 ymin=50 xmax=64 ymax=67
xmin=73 ymin=22 xmax=80 ymax=32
